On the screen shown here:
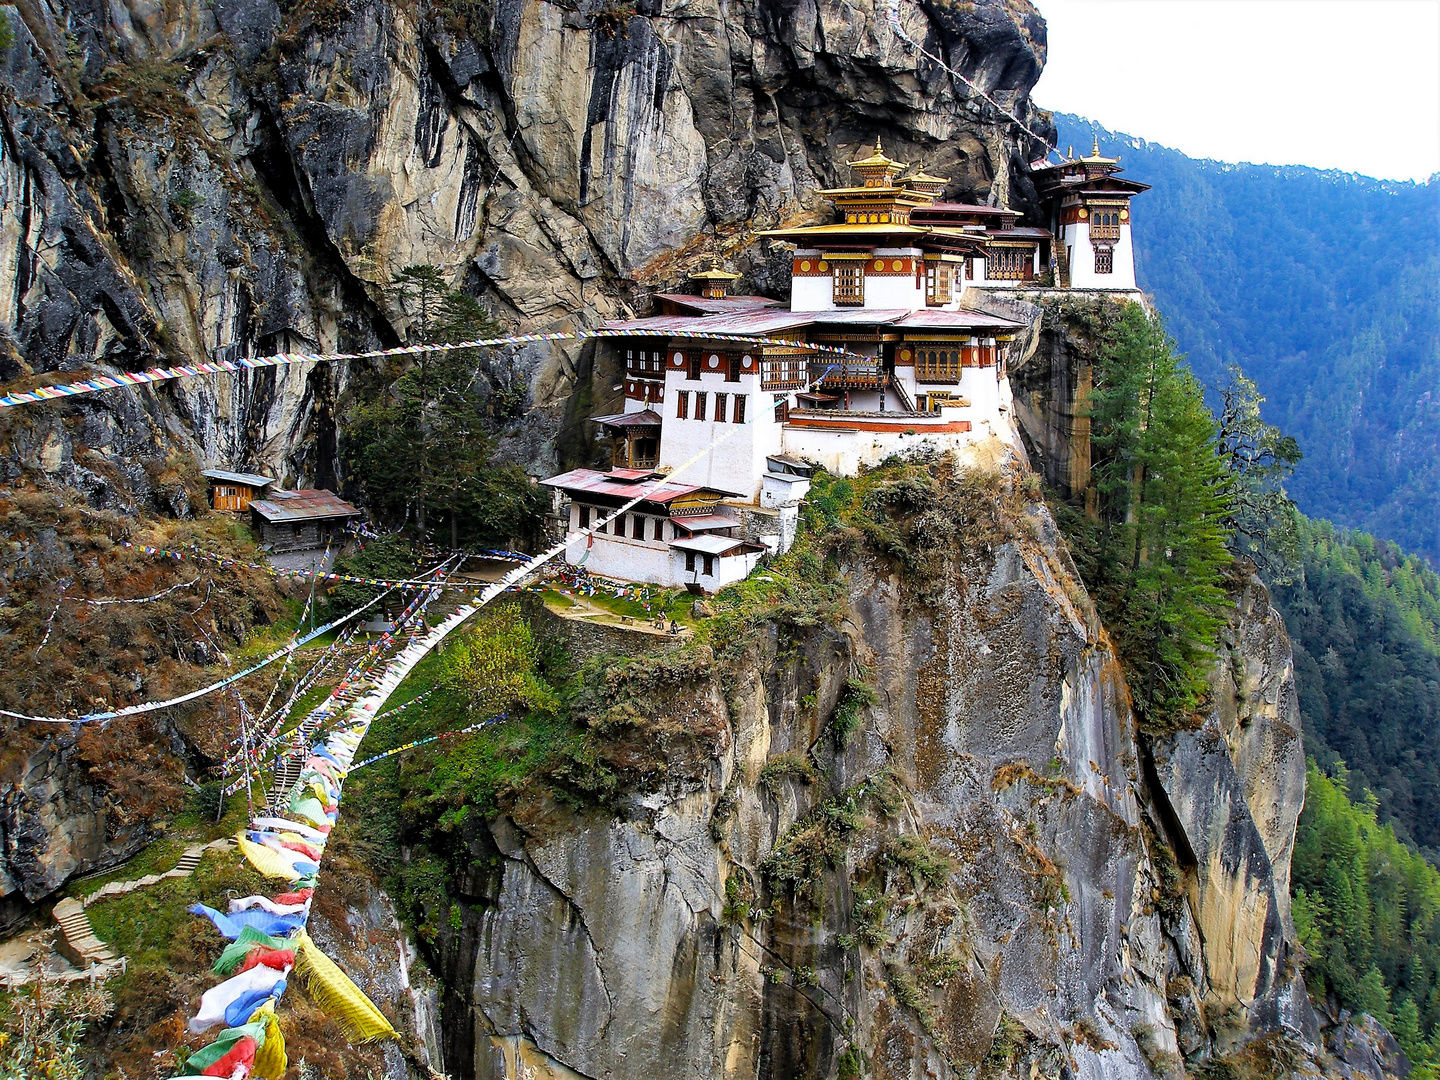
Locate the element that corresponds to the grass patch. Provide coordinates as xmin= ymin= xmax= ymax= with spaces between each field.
xmin=85 ymin=852 xmax=271 ymax=969
xmin=883 ymin=834 xmax=954 ymax=892
xmin=758 ymin=750 xmax=818 ymax=795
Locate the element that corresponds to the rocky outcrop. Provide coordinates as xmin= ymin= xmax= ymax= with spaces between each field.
xmin=2 ymin=0 xmax=1053 ymax=492
xmin=421 ymin=468 xmax=1318 ymax=1080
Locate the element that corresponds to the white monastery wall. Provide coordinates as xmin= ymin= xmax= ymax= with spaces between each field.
xmin=1061 ymin=222 xmax=1137 ymax=290
xmin=658 ymin=360 xmax=781 ymax=501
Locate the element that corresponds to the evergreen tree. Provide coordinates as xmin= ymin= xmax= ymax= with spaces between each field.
xmin=1074 ymin=304 xmax=1235 ymax=727
xmin=345 ymin=265 xmax=547 ymax=549
xmin=1216 ymin=365 xmax=1304 ymax=582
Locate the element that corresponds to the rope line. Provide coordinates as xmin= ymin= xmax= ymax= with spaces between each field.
xmin=883 ymin=0 xmax=1061 ymax=164
xmin=0 ymin=329 xmax=868 ymax=411
xmin=0 ymin=581 xmax=402 ymax=725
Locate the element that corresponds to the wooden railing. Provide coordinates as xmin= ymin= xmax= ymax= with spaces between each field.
xmin=815 ymin=361 xmax=885 ymax=389
xmin=761 ymin=357 xmax=810 ymax=391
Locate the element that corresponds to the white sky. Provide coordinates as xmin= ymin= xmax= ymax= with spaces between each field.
xmin=1031 ymin=0 xmax=1440 ymax=182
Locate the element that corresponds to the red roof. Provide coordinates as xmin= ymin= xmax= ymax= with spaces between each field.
xmin=894 ymin=309 xmax=1024 ymax=330
xmin=542 ymin=469 xmax=742 ymax=502
xmin=914 ymin=203 xmax=1021 ymax=216
xmin=652 ymin=294 xmax=783 ymax=315
xmin=603 ymin=310 xmax=815 ymax=336
xmin=607 ymin=468 xmax=661 ymax=481
xmin=987 ymin=227 xmax=1052 ymax=239
xmin=250 ymin=489 xmax=360 ymax=524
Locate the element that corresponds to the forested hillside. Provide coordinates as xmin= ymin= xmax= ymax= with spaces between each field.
xmin=1273 ymin=518 xmax=1440 ymax=860
xmin=1053 ymin=114 xmax=1439 ymax=564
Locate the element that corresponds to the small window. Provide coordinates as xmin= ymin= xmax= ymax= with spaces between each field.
xmin=687 ymin=352 xmax=702 ymax=380
xmin=774 ymin=398 xmax=789 ymax=423
xmin=832 ymin=262 xmax=863 ymax=305
xmin=726 ymin=354 xmax=741 ymax=382
xmin=653 ymin=518 xmax=664 ymax=541
xmin=964 ymin=258 xmax=974 ymax=280
xmin=1095 ymin=248 xmax=1114 ymax=274
xmin=685 ymin=551 xmax=696 ymax=572
xmin=715 ymin=392 xmax=728 ymax=422
xmin=702 ymin=554 xmax=715 ymax=576
xmin=632 ymin=515 xmax=645 ymax=540
xmin=695 ymin=392 xmax=708 ymax=421
xmin=733 ymin=395 xmax=746 ymax=424
xmin=676 ymin=391 xmax=689 ymax=419
xmin=579 ymin=506 xmax=591 ymax=529
xmin=925 ymin=263 xmax=953 ymax=305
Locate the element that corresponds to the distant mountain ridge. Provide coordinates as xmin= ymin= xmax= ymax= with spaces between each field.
xmin=1052 ymin=113 xmax=1440 ymax=563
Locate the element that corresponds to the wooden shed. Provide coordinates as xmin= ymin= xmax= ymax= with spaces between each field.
xmin=203 ymin=469 xmax=277 ymax=512
xmin=249 ymin=489 xmax=361 ymax=553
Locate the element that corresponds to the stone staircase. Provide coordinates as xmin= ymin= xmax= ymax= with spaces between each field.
xmin=2 ymin=838 xmax=239 ymax=986
xmin=80 ymin=838 xmax=233 ymax=908
xmin=51 ymin=898 xmax=117 ymax=970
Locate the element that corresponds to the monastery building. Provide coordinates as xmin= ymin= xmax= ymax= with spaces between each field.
xmin=542 ymin=141 xmax=1147 ymax=592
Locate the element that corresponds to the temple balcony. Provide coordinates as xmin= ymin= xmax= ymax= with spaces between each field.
xmin=813 ymin=360 xmax=886 ymax=390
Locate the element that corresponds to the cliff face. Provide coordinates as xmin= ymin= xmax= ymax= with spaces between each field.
xmin=1 ymin=0 xmax=1052 ymax=488
xmin=422 ymin=467 xmax=1317 ymax=1080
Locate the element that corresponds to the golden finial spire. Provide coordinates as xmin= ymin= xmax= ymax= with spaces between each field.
xmin=1092 ymin=135 xmax=1100 ymax=156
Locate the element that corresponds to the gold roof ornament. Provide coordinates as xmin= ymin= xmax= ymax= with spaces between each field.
xmin=1080 ymin=135 xmax=1119 ymax=166
xmin=846 ymin=138 xmax=909 ymax=188
xmin=901 ymin=169 xmax=949 ymax=196
xmin=689 ymin=264 xmax=741 ymax=282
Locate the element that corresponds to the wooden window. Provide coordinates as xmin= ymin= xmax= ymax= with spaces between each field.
xmin=774 ymin=397 xmax=789 ymax=423
xmin=1089 ymin=209 xmax=1121 ymax=241
xmin=989 ymin=249 xmax=1027 ymax=280
xmin=733 ymin=395 xmax=746 ymax=424
xmin=832 ymin=262 xmax=864 ymax=305
xmin=632 ymin=515 xmax=645 ymax=539
xmin=715 ymin=392 xmax=728 ymax=422
xmin=925 ymin=263 xmax=953 ymax=305
xmin=916 ymin=347 xmax=963 ymax=383
xmin=702 ymin=554 xmax=715 ymax=576
xmin=685 ymin=551 xmax=696 ymax=572
xmin=653 ymin=518 xmax=664 ymax=541
xmin=726 ymin=354 xmax=741 ymax=382
xmin=1094 ymin=248 xmax=1114 ymax=274
xmin=676 ymin=391 xmax=689 ymax=419
xmin=695 ymin=392 xmax=708 ymax=421
xmin=596 ymin=514 xmax=607 ymax=534
xmin=687 ymin=352 xmax=702 ymax=380
xmin=579 ymin=506 xmax=591 ymax=529
xmin=964 ymin=257 xmax=974 ymax=280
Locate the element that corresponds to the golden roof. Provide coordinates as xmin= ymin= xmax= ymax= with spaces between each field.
xmin=1079 ymin=136 xmax=1119 ymax=166
xmin=846 ymin=139 xmax=908 ymax=187
xmin=689 ymin=266 xmax=741 ymax=281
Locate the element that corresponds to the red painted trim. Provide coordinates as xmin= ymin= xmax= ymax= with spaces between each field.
xmin=785 ymin=417 xmax=971 ymax=433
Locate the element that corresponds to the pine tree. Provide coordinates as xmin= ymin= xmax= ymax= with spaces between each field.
xmin=1081 ymin=304 xmax=1235 ymax=726
xmin=346 ymin=265 xmax=547 ymax=549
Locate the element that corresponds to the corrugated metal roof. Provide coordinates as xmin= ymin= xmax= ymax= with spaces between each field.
xmin=608 ymin=468 xmax=661 ymax=481
xmin=203 ymin=469 xmax=276 ymax=488
xmin=592 ymin=410 xmax=664 ymax=428
xmin=651 ymin=294 xmax=783 ymax=314
xmin=915 ymin=203 xmax=1021 ymax=216
xmin=808 ymin=308 xmax=913 ymax=326
xmin=543 ymin=468 xmax=742 ymax=502
xmin=987 ymin=227 xmax=1051 ymax=239
xmin=249 ymin=489 xmax=360 ymax=524
xmin=669 ymin=512 xmax=740 ymax=532
xmin=668 ymin=534 xmax=763 ymax=556
xmin=894 ymin=309 xmax=1024 ymax=330
xmin=602 ymin=310 xmax=816 ymax=336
